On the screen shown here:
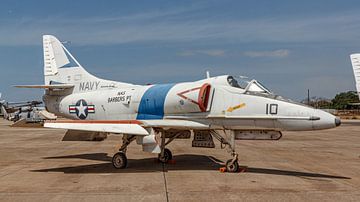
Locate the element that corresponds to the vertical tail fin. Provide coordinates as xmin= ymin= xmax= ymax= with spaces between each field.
xmin=41 ymin=35 xmax=134 ymax=92
xmin=350 ymin=54 xmax=360 ymax=99
xmin=43 ymin=35 xmax=84 ymax=85
xmin=16 ymin=35 xmax=134 ymax=93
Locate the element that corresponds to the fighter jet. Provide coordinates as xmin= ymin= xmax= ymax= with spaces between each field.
xmin=16 ymin=35 xmax=341 ymax=172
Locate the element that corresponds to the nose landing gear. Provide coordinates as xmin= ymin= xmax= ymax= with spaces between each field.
xmin=211 ymin=130 xmax=240 ymax=173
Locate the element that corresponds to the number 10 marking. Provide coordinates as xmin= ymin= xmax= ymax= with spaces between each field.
xmin=266 ymin=104 xmax=278 ymax=115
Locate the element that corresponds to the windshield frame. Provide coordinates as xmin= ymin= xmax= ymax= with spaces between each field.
xmin=244 ymin=79 xmax=271 ymax=94
xmin=226 ymin=75 xmax=272 ymax=94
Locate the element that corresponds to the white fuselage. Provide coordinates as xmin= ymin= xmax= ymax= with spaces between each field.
xmin=43 ymin=75 xmax=338 ymax=131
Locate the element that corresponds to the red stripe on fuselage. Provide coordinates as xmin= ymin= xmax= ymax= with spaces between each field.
xmin=46 ymin=120 xmax=143 ymax=124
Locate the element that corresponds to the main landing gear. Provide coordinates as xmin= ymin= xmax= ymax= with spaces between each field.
xmin=158 ymin=129 xmax=177 ymax=163
xmin=112 ymin=131 xmax=176 ymax=169
xmin=112 ymin=134 xmax=136 ymax=169
xmin=158 ymin=148 xmax=172 ymax=163
xmin=112 ymin=152 xmax=127 ymax=169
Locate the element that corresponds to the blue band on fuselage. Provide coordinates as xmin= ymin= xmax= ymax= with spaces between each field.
xmin=136 ymin=84 xmax=175 ymax=120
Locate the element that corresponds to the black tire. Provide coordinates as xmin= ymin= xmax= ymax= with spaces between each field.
xmin=112 ymin=152 xmax=127 ymax=169
xmin=158 ymin=148 xmax=172 ymax=163
xmin=225 ymin=159 xmax=239 ymax=173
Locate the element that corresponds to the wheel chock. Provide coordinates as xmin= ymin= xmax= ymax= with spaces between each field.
xmin=219 ymin=167 xmax=227 ymax=172
xmin=219 ymin=166 xmax=247 ymax=173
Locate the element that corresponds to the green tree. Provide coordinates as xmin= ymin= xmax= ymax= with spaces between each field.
xmin=331 ymin=91 xmax=359 ymax=109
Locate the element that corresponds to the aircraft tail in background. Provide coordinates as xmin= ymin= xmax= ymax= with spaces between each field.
xmin=350 ymin=53 xmax=360 ymax=99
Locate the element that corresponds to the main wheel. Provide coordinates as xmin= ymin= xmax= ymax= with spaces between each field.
xmin=112 ymin=152 xmax=127 ymax=169
xmin=225 ymin=159 xmax=239 ymax=173
xmin=158 ymin=148 xmax=173 ymax=163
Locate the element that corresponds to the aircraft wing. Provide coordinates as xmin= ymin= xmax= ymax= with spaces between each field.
xmin=44 ymin=120 xmax=149 ymax=135
xmin=14 ymin=84 xmax=74 ymax=89
xmin=44 ymin=119 xmax=209 ymax=135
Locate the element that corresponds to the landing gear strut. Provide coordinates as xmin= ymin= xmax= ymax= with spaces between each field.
xmin=157 ymin=130 xmax=176 ymax=163
xmin=112 ymin=134 xmax=136 ymax=169
xmin=211 ymin=130 xmax=240 ymax=172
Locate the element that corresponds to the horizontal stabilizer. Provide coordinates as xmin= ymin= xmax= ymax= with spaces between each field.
xmin=44 ymin=120 xmax=149 ymax=135
xmin=14 ymin=84 xmax=74 ymax=89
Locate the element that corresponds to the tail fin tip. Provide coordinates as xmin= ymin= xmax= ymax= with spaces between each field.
xmin=350 ymin=53 xmax=360 ymax=100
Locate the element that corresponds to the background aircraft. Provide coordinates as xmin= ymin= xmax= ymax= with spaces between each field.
xmin=350 ymin=54 xmax=360 ymax=100
xmin=0 ymin=95 xmax=55 ymax=125
xmin=0 ymin=93 xmax=5 ymax=117
xmin=16 ymin=35 xmax=341 ymax=172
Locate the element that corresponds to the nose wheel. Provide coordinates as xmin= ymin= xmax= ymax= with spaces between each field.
xmin=225 ymin=159 xmax=239 ymax=173
xmin=158 ymin=148 xmax=172 ymax=163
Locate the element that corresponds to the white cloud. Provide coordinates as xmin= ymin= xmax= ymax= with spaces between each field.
xmin=243 ymin=49 xmax=290 ymax=58
xmin=178 ymin=49 xmax=226 ymax=57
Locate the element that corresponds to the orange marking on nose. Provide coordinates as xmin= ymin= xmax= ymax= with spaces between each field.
xmin=227 ymin=103 xmax=246 ymax=112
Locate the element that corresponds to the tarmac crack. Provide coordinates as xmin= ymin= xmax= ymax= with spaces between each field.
xmin=162 ymin=163 xmax=169 ymax=202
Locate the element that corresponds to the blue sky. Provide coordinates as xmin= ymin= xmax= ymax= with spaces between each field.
xmin=0 ymin=0 xmax=359 ymax=101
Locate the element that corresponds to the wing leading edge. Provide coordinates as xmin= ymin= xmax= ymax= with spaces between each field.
xmin=44 ymin=120 xmax=149 ymax=135
xmin=44 ymin=119 xmax=210 ymax=135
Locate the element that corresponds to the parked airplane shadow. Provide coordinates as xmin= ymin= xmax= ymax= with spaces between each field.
xmin=38 ymin=153 xmax=220 ymax=173
xmin=34 ymin=153 xmax=350 ymax=179
xmin=44 ymin=153 xmax=112 ymax=162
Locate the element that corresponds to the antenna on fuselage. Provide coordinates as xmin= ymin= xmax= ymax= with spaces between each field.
xmin=206 ymin=71 xmax=210 ymax=78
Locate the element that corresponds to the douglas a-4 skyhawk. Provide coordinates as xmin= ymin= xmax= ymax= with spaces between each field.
xmin=16 ymin=35 xmax=341 ymax=172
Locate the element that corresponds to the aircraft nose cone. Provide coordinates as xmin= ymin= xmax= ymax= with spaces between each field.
xmin=335 ymin=117 xmax=341 ymax=127
xmin=311 ymin=109 xmax=338 ymax=130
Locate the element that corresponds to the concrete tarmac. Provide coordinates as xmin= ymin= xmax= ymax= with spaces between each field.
xmin=0 ymin=119 xmax=359 ymax=201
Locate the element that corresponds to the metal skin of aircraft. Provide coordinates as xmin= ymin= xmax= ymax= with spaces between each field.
xmin=350 ymin=53 xmax=360 ymax=100
xmin=16 ymin=35 xmax=341 ymax=172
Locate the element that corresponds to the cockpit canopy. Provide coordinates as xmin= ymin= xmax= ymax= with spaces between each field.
xmin=226 ymin=76 xmax=271 ymax=94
